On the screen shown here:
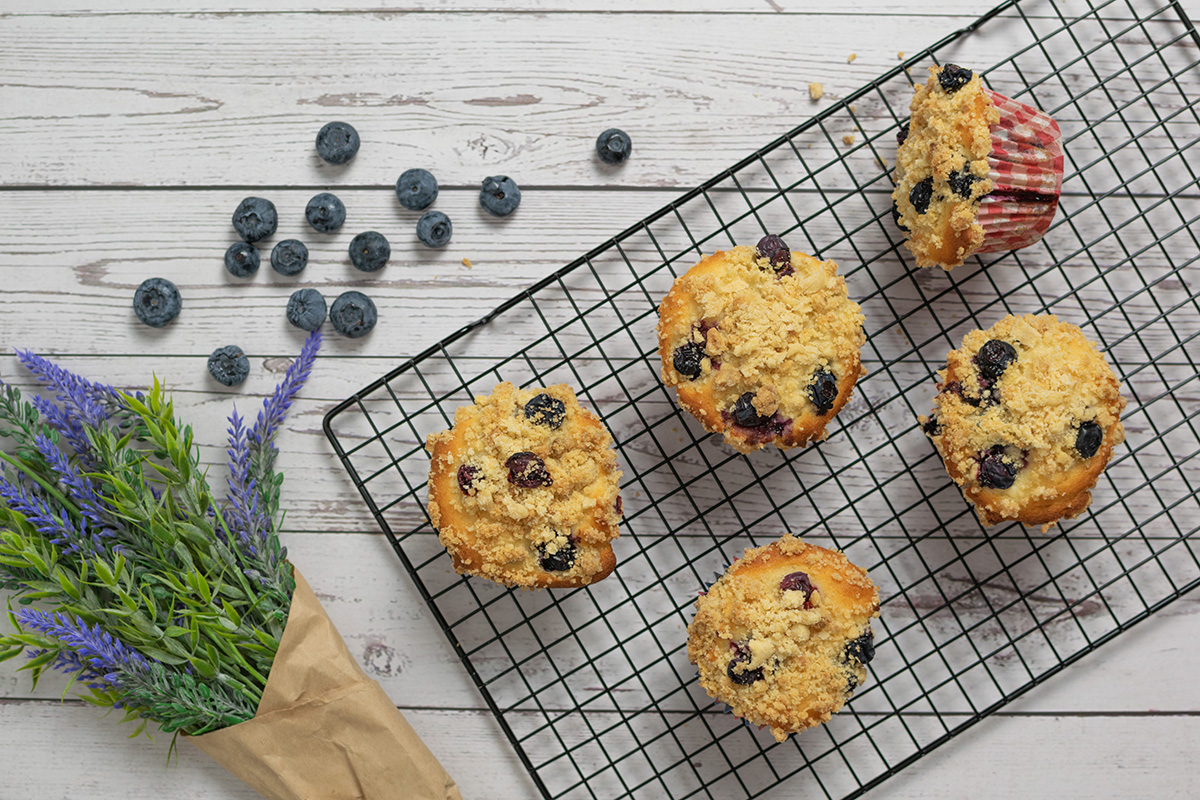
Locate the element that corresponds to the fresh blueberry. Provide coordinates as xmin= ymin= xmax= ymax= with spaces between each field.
xmin=1075 ymin=420 xmax=1103 ymax=458
xmin=843 ymin=630 xmax=875 ymax=665
xmin=224 ymin=242 xmax=259 ymax=279
xmin=537 ymin=539 xmax=576 ymax=572
xmin=207 ymin=345 xmax=250 ymax=387
xmin=673 ymin=342 xmax=705 ymax=380
xmin=329 ymin=290 xmax=378 ymax=338
xmin=732 ymin=392 xmax=770 ymax=428
xmin=524 ymin=393 xmax=566 ymax=429
xmin=396 ymin=168 xmax=439 ymax=211
xmin=976 ymin=339 xmax=1017 ymax=382
xmin=938 ymin=64 xmax=974 ymax=94
xmin=779 ymin=571 xmax=815 ymax=608
xmin=978 ymin=447 xmax=1018 ymax=489
xmin=755 ymin=234 xmax=791 ymax=271
xmin=457 ymin=464 xmax=481 ymax=496
xmin=896 ymin=120 xmax=910 ymax=145
xmin=909 ymin=177 xmax=934 ymax=214
xmin=809 ymin=369 xmax=839 ymax=414
xmin=315 ymin=121 xmax=360 ymax=165
xmin=727 ymin=645 xmax=764 ymax=685
xmin=891 ymin=200 xmax=908 ymax=232
xmin=305 ymin=192 xmax=346 ymax=233
xmin=416 ymin=211 xmax=453 ymax=248
xmin=506 ymin=452 xmax=552 ymax=488
xmin=596 ymin=128 xmax=632 ymax=165
xmin=349 ymin=231 xmax=390 ymax=271
xmin=270 ymin=239 xmax=309 ymax=277
xmin=479 ymin=176 xmax=521 ymax=217
xmin=285 ymin=288 xmax=327 ymax=331
xmin=232 ymin=197 xmax=278 ymax=243
xmin=949 ymin=170 xmax=980 ymax=199
xmin=133 ymin=278 xmax=181 ymax=328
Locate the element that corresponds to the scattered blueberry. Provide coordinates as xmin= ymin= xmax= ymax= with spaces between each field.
xmin=224 ymin=242 xmax=260 ymax=279
xmin=596 ymin=128 xmax=632 ymax=165
xmin=949 ymin=170 xmax=980 ymax=199
xmin=506 ymin=452 xmax=552 ymax=488
xmin=843 ymin=630 xmax=875 ymax=665
xmin=727 ymin=645 xmax=764 ymax=685
xmin=809 ymin=369 xmax=839 ymax=414
xmin=524 ymin=393 xmax=566 ymax=429
xmin=891 ymin=200 xmax=908 ymax=232
xmin=232 ymin=197 xmax=278 ymax=243
xmin=922 ymin=414 xmax=941 ymax=437
xmin=133 ymin=277 xmax=182 ymax=328
xmin=755 ymin=234 xmax=791 ymax=271
xmin=780 ymin=571 xmax=816 ymax=608
xmin=537 ymin=539 xmax=576 ymax=572
xmin=270 ymin=239 xmax=309 ymax=276
xmin=978 ymin=447 xmax=1018 ymax=489
xmin=673 ymin=342 xmax=705 ymax=380
xmin=349 ymin=231 xmax=391 ymax=271
xmin=329 ymin=290 xmax=378 ymax=338
xmin=938 ymin=64 xmax=974 ymax=94
xmin=315 ymin=121 xmax=360 ymax=165
xmin=207 ymin=345 xmax=250 ymax=387
xmin=286 ymin=288 xmax=327 ymax=331
xmin=457 ymin=464 xmax=481 ymax=496
xmin=396 ymin=168 xmax=439 ymax=211
xmin=416 ymin=211 xmax=453 ymax=248
xmin=1075 ymin=420 xmax=1103 ymax=458
xmin=976 ymin=339 xmax=1017 ymax=382
xmin=896 ymin=120 xmax=910 ymax=145
xmin=909 ymin=177 xmax=934 ymax=214
xmin=732 ymin=392 xmax=770 ymax=428
xmin=305 ymin=192 xmax=346 ymax=233
xmin=479 ymin=176 xmax=521 ymax=217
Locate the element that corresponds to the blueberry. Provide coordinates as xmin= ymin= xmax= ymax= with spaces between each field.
xmin=755 ymin=234 xmax=791 ymax=271
xmin=938 ymin=64 xmax=974 ymax=94
xmin=329 ymin=290 xmax=378 ymax=338
xmin=457 ymin=464 xmax=481 ymax=496
xmin=808 ymin=369 xmax=839 ymax=414
xmin=727 ymin=646 xmax=764 ymax=685
xmin=922 ymin=414 xmax=941 ymax=437
xmin=133 ymin=277 xmax=182 ymax=328
xmin=305 ymin=192 xmax=346 ymax=233
xmin=524 ymin=393 xmax=566 ymax=429
xmin=479 ymin=176 xmax=521 ymax=217
xmin=417 ymin=211 xmax=453 ymax=248
xmin=207 ymin=345 xmax=250 ymax=387
xmin=224 ymin=242 xmax=259 ymax=279
xmin=843 ymin=630 xmax=875 ymax=665
xmin=978 ymin=447 xmax=1018 ymax=489
xmin=596 ymin=128 xmax=632 ymax=165
xmin=614 ymin=496 xmax=624 ymax=517
xmin=349 ymin=231 xmax=390 ymax=272
xmin=909 ymin=177 xmax=934 ymax=214
xmin=976 ymin=339 xmax=1017 ymax=382
xmin=270 ymin=239 xmax=309 ymax=277
xmin=537 ymin=539 xmax=576 ymax=572
xmin=891 ymin=200 xmax=908 ymax=232
xmin=779 ymin=571 xmax=815 ymax=608
xmin=673 ymin=342 xmax=705 ymax=380
xmin=949 ymin=170 xmax=980 ymax=199
xmin=396 ymin=168 xmax=438 ymax=211
xmin=1075 ymin=420 xmax=1103 ymax=458
xmin=732 ymin=392 xmax=769 ymax=428
xmin=315 ymin=121 xmax=360 ymax=165
xmin=896 ymin=120 xmax=910 ymax=145
xmin=506 ymin=452 xmax=552 ymax=488
xmin=285 ymin=288 xmax=327 ymax=331
xmin=232 ymin=197 xmax=278 ymax=243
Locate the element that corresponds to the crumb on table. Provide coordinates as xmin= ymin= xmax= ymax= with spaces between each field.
xmin=843 ymin=133 xmax=856 ymax=146
xmin=809 ymin=82 xmax=824 ymax=100
xmin=847 ymin=53 xmax=857 ymax=63
xmin=462 ymin=258 xmax=473 ymax=268
xmin=898 ymin=51 xmax=905 ymax=59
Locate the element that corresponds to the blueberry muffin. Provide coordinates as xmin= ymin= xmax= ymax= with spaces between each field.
xmin=426 ymin=382 xmax=623 ymax=588
xmin=657 ymin=236 xmax=866 ymax=454
xmin=922 ymin=314 xmax=1125 ymax=528
xmin=687 ymin=535 xmax=880 ymax=741
xmin=893 ymin=64 xmax=1063 ymax=270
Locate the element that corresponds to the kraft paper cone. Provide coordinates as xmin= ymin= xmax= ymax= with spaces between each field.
xmin=191 ymin=569 xmax=462 ymax=800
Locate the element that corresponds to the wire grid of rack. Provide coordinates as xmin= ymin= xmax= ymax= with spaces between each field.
xmin=323 ymin=1 xmax=1200 ymax=798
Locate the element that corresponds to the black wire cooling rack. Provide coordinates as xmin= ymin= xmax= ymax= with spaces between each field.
xmin=323 ymin=1 xmax=1200 ymax=797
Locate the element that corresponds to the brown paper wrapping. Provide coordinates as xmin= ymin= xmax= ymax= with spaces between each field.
xmin=191 ymin=569 xmax=462 ymax=800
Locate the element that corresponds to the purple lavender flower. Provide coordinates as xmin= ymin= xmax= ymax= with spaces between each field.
xmin=29 ymin=395 xmax=95 ymax=460
xmin=249 ymin=330 xmax=321 ymax=462
xmin=34 ymin=434 xmax=121 ymax=541
xmin=223 ymin=409 xmax=268 ymax=552
xmin=15 ymin=350 xmax=120 ymax=429
xmin=17 ymin=608 xmax=152 ymax=690
xmin=27 ymin=648 xmax=118 ymax=694
xmin=0 ymin=476 xmax=97 ymax=555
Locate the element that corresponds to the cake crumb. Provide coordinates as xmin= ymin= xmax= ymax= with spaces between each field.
xmin=809 ymin=82 xmax=824 ymax=100
xmin=843 ymin=134 xmax=856 ymax=146
xmin=847 ymin=53 xmax=857 ymax=63
xmin=462 ymin=258 xmax=473 ymax=268
xmin=876 ymin=155 xmax=888 ymax=170
xmin=898 ymin=51 xmax=905 ymax=60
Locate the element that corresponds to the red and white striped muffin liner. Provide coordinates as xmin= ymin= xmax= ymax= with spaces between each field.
xmin=976 ymin=89 xmax=1065 ymax=254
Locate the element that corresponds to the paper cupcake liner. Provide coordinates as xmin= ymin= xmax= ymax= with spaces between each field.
xmin=977 ymin=89 xmax=1064 ymax=253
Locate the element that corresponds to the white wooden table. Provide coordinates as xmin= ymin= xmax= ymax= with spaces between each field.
xmin=2 ymin=1 xmax=1198 ymax=797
